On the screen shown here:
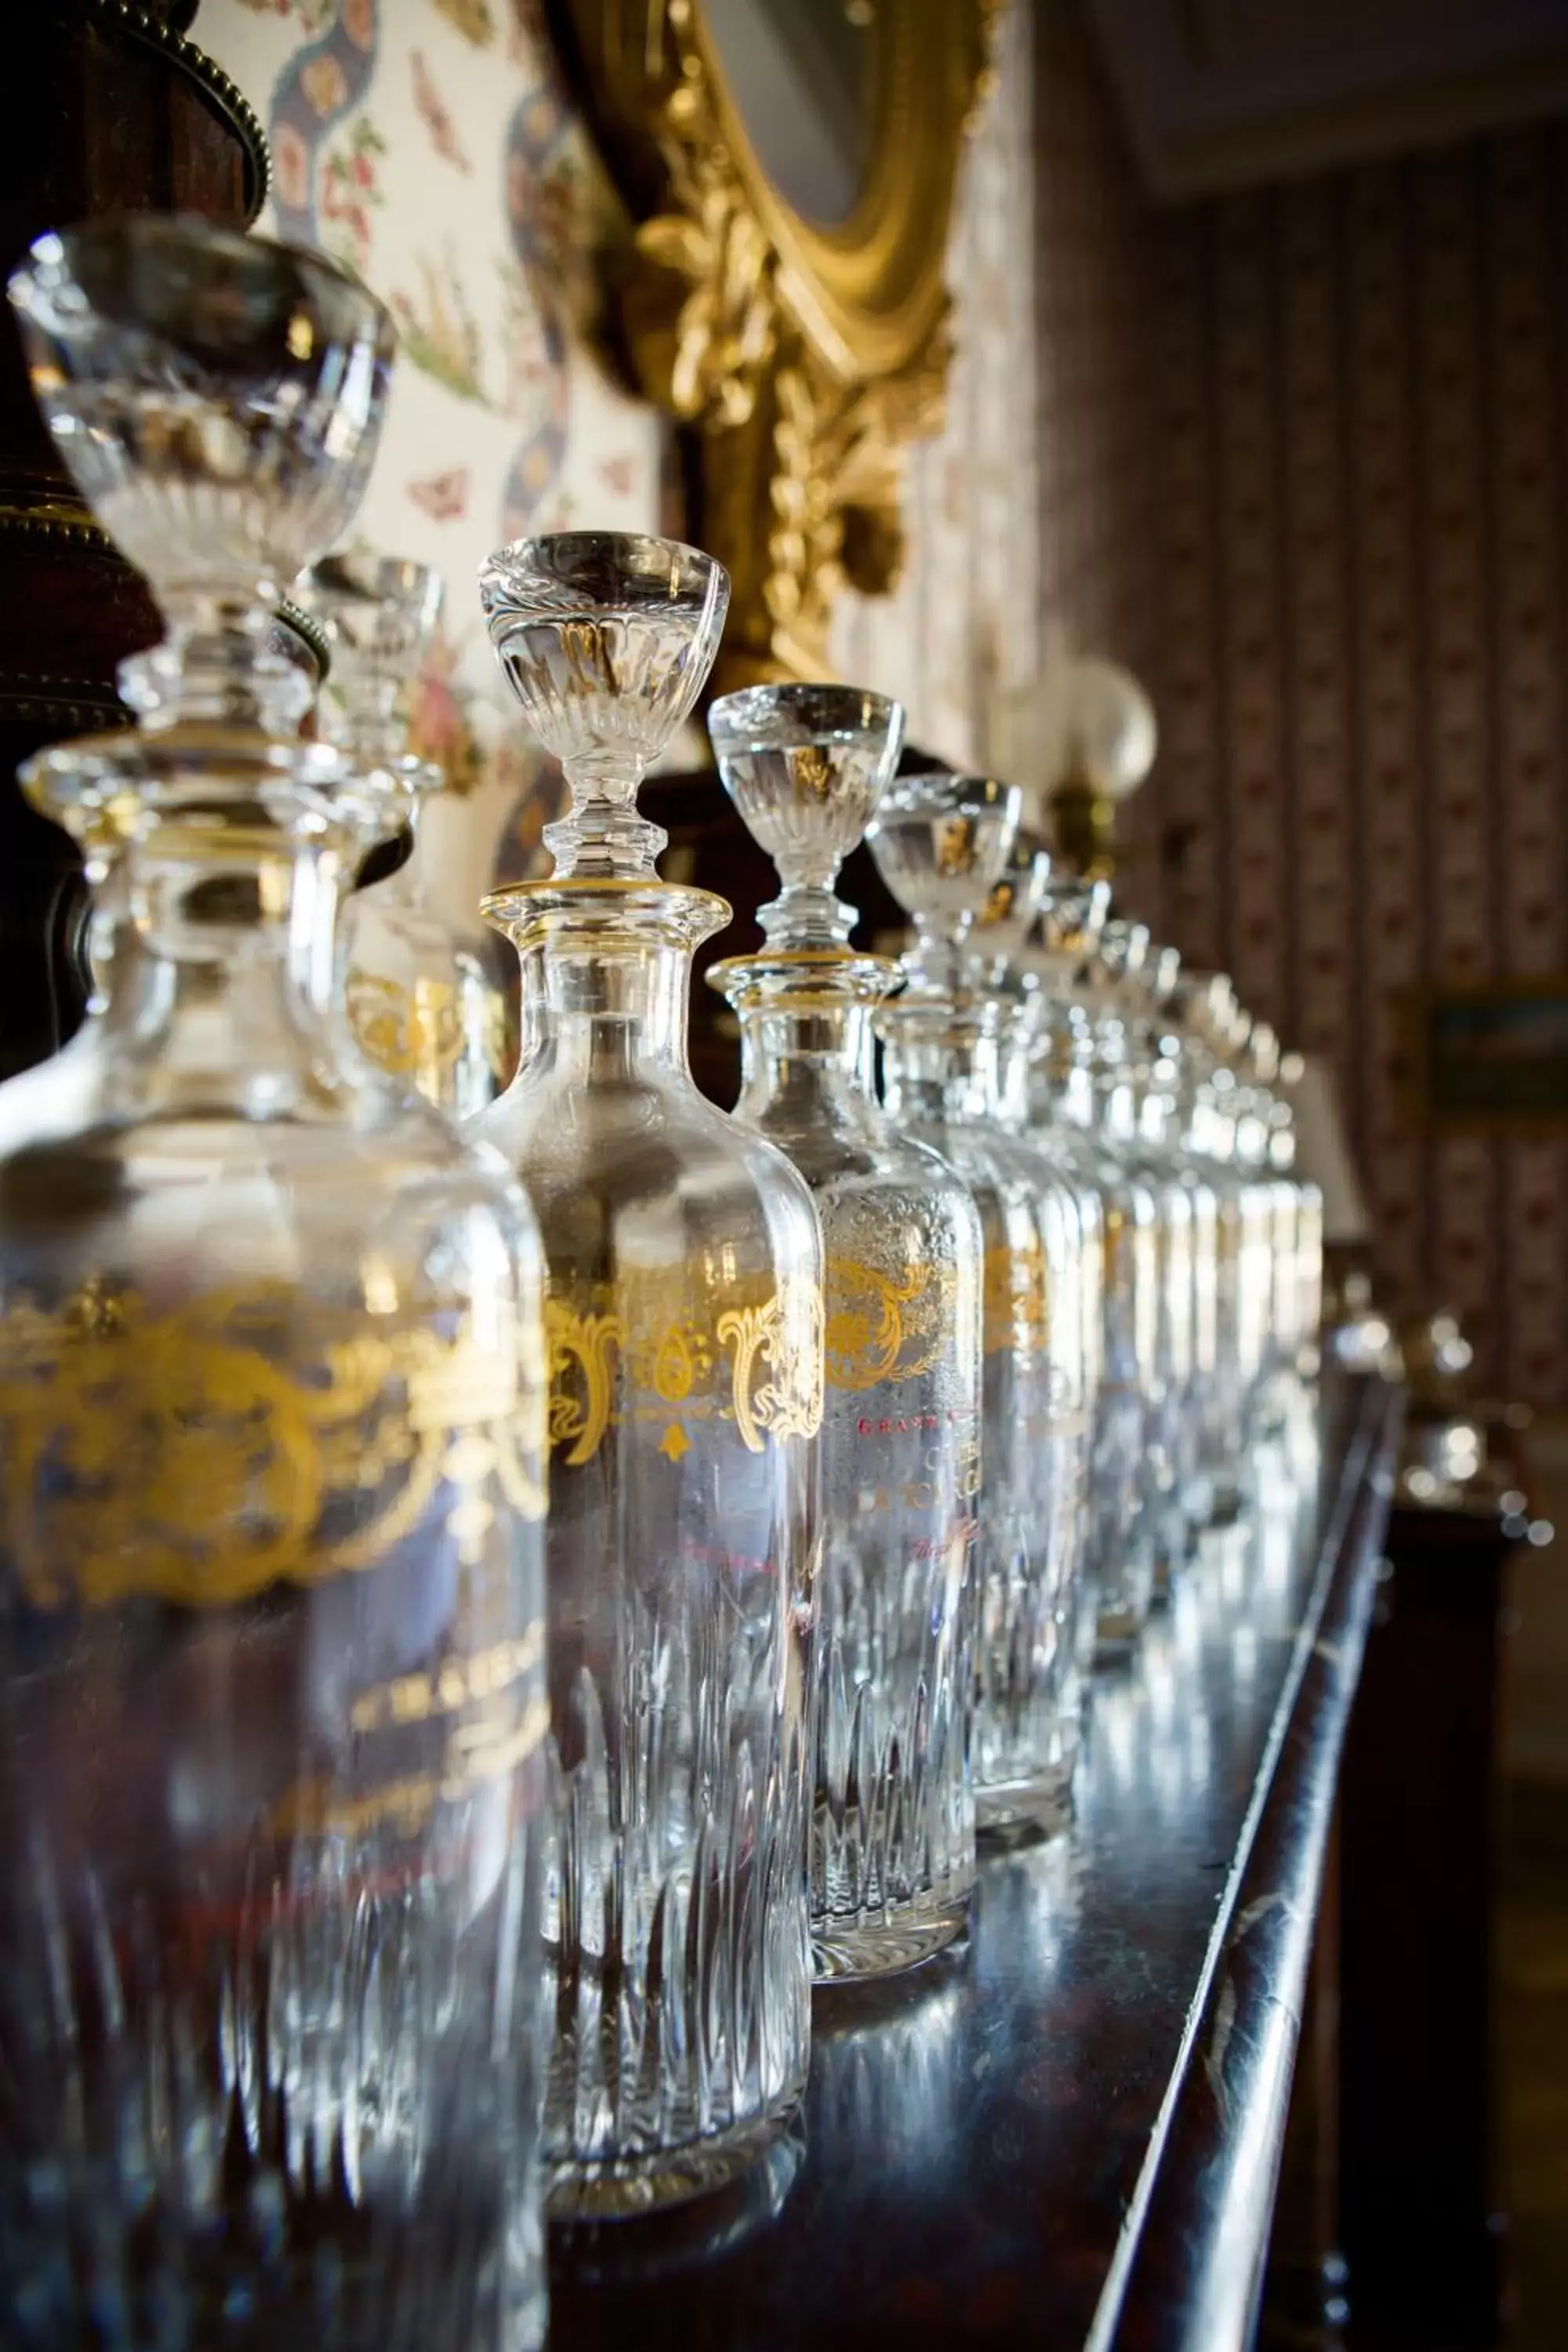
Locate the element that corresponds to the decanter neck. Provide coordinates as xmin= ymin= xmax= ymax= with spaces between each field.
xmin=992 ymin=1006 xmax=1034 ymax=1134
xmin=486 ymin=880 xmax=727 ymax=1091
xmin=514 ymin=929 xmax=693 ymax=1083
xmin=713 ymin=949 xmax=894 ymax=1131
xmin=879 ymin=1005 xmax=999 ymax=1127
xmin=88 ymin=828 xmax=348 ymax=1111
xmin=735 ymin=998 xmax=879 ymax=1124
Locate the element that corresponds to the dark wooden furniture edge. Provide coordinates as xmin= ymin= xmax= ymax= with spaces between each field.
xmin=1092 ymin=1376 xmax=1403 ymax=2352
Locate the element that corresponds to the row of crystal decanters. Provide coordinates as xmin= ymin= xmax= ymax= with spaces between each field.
xmin=0 ymin=217 xmax=1323 ymax=2352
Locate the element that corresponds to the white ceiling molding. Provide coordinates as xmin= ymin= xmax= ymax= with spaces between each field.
xmin=1083 ymin=0 xmax=1568 ymax=199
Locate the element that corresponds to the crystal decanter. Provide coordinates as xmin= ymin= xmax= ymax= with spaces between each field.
xmin=1074 ymin=919 xmax=1165 ymax=1657
xmin=969 ymin=832 xmax=1096 ymax=1790
xmin=1227 ymin=1010 xmax=1283 ymax=1442
xmin=1272 ymin=1052 xmax=1324 ymax=1372
xmin=0 ymin=220 xmax=550 ymax=2352
xmin=1114 ymin=936 xmax=1200 ymax=1589
xmin=869 ymin=775 xmax=1091 ymax=1832
xmin=706 ymin=683 xmax=983 ymax=1978
xmin=476 ymin=534 xmax=822 ymax=2215
xmin=304 ymin=552 xmax=504 ymax=1120
xmin=1177 ymin=972 xmax=1250 ymax=1512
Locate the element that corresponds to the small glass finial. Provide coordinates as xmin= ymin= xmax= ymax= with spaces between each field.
xmin=866 ymin=771 xmax=1020 ymax=995
xmin=479 ymin=531 xmax=729 ymax=884
xmin=303 ymin=551 xmax=444 ymax=776
xmin=971 ymin=830 xmax=1053 ymax=993
xmin=1094 ymin=916 xmax=1152 ymax=1002
xmin=708 ymin=682 xmax=906 ymax=947
xmin=7 ymin=218 xmax=393 ymax=737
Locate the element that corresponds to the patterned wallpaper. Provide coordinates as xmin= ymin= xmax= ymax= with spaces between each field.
xmin=1153 ymin=121 xmax=1568 ymax=1403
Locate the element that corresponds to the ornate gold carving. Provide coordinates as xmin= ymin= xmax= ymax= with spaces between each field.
xmin=347 ymin=966 xmax=465 ymax=1081
xmin=0 ymin=1280 xmax=543 ymax=1612
xmin=824 ymin=1256 xmax=949 ymax=1392
xmin=545 ymin=1271 xmax=823 ymax=1465
xmin=561 ymin=0 xmax=998 ymax=696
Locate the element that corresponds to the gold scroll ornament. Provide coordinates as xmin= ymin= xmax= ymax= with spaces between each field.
xmin=545 ymin=1272 xmax=824 ymax=1467
xmin=346 ymin=966 xmax=464 ymax=1081
xmin=0 ymin=1278 xmax=544 ymax=1612
xmin=824 ymin=1256 xmax=952 ymax=1392
xmin=982 ymin=1240 xmax=1051 ymax=1360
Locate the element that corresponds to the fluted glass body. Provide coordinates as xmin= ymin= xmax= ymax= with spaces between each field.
xmin=479 ymin=891 xmax=820 ymax=2215
xmin=0 ymin=757 xmax=550 ymax=2352
xmin=997 ymin=1002 xmax=1102 ymax=1723
xmin=1167 ymin=1069 xmax=1222 ymax=1531
xmin=1083 ymin=1043 xmax=1163 ymax=1658
xmin=725 ymin=981 xmax=982 ymax=1976
xmin=340 ymin=813 xmax=503 ymax=1119
xmin=881 ymin=1011 xmax=1090 ymax=1830
xmin=1129 ymin=1056 xmax=1199 ymax=1584
xmin=1198 ymin=1076 xmax=1248 ymax=1508
xmin=1232 ymin=1089 xmax=1279 ymax=1433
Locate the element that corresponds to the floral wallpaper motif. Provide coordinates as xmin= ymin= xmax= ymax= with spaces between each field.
xmin=201 ymin=0 xmax=659 ymax=917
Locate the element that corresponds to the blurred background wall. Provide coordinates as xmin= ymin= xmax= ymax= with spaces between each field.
xmin=1153 ymin=124 xmax=1568 ymax=1410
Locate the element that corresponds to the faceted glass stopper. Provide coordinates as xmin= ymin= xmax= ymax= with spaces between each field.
xmin=304 ymin=552 xmax=445 ymax=770
xmin=1094 ymin=916 xmax=1152 ymax=998
xmin=1034 ymin=873 xmax=1111 ymax=966
xmin=708 ymin=682 xmax=906 ymax=948
xmin=972 ymin=830 xmax=1052 ymax=985
xmin=479 ymin=531 xmax=729 ymax=882
xmin=7 ymin=218 xmax=393 ymax=637
xmin=866 ymin=771 xmax=1020 ymax=993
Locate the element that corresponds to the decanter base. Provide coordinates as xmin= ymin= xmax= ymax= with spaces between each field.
xmin=975 ymin=1766 xmax=1073 ymax=1842
xmin=811 ymin=1891 xmax=970 ymax=1981
xmin=546 ymin=2090 xmax=804 ymax=2222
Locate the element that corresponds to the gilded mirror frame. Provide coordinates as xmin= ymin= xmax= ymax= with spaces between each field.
xmin=548 ymin=0 xmax=1001 ymax=699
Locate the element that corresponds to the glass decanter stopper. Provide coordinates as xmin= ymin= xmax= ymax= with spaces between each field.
xmin=0 ymin=220 xmax=550 ymax=2350
xmin=869 ymin=775 xmax=1091 ymax=1832
xmin=706 ymin=683 xmax=983 ymax=1979
xmin=477 ymin=532 xmax=822 ymax=2215
xmin=304 ymin=550 xmax=505 ymax=1119
xmin=1074 ymin=917 xmax=1166 ymax=1657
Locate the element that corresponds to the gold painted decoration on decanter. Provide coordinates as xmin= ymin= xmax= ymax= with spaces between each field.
xmin=347 ymin=966 xmax=465 ymax=1080
xmin=982 ymin=1240 xmax=1051 ymax=1360
xmin=0 ymin=1279 xmax=544 ymax=1611
xmin=545 ymin=1298 xmax=625 ymax=1468
xmin=824 ymin=1257 xmax=950 ymax=1392
xmin=542 ymin=1270 xmax=823 ymax=1465
xmin=719 ymin=1276 xmax=825 ymax=1453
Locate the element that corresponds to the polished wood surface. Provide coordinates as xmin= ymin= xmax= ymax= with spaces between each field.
xmin=1338 ymin=1485 xmax=1521 ymax=2345
xmin=549 ymin=1375 xmax=1402 ymax=2351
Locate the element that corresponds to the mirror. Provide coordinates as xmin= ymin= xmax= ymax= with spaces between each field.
xmin=703 ymin=0 xmax=872 ymax=227
xmin=549 ymin=0 xmax=996 ymax=695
